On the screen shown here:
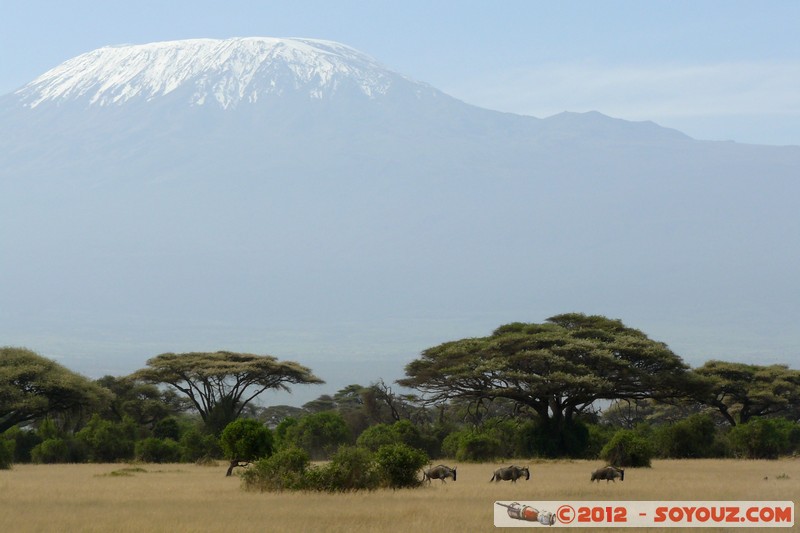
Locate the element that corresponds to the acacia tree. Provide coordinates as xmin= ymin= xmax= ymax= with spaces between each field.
xmin=399 ymin=314 xmax=697 ymax=436
xmin=95 ymin=375 xmax=189 ymax=430
xmin=131 ymin=351 xmax=324 ymax=435
xmin=1 ymin=347 xmax=110 ymax=434
xmin=694 ymin=360 xmax=800 ymax=426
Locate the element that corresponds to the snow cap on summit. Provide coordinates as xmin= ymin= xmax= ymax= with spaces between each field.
xmin=15 ymin=37 xmax=409 ymax=109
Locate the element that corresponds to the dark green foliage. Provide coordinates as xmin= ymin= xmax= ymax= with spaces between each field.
xmin=356 ymin=420 xmax=433 ymax=455
xmin=179 ymin=428 xmax=221 ymax=462
xmin=390 ymin=420 xmax=426 ymax=451
xmin=440 ymin=429 xmax=464 ymax=458
xmin=518 ymin=419 xmax=590 ymax=458
xmin=311 ymin=446 xmax=382 ymax=492
xmin=479 ymin=418 xmax=520 ymax=458
xmin=0 ymin=438 xmax=14 ymax=469
xmin=373 ymin=443 xmax=429 ymax=488
xmin=417 ymin=422 xmax=453 ymax=459
xmin=2 ymin=426 xmax=41 ymax=463
xmin=1 ymin=347 xmax=111 ymax=434
xmin=442 ymin=424 xmax=521 ymax=461
xmin=654 ymin=414 xmax=720 ymax=458
xmin=135 ymin=437 xmax=181 ymax=463
xmin=728 ymin=418 xmax=798 ymax=459
xmin=281 ymin=411 xmax=350 ymax=459
xmin=206 ymin=397 xmax=239 ymax=437
xmin=220 ymin=418 xmax=273 ymax=462
xmin=95 ymin=376 xmax=187 ymax=430
xmin=695 ymin=361 xmax=800 ymax=426
xmin=356 ymin=423 xmax=396 ymax=451
xmin=242 ymin=442 xmax=427 ymax=492
xmin=31 ymin=438 xmax=68 ymax=464
xmin=75 ymin=414 xmax=136 ymax=462
xmin=273 ymin=417 xmax=298 ymax=449
xmin=36 ymin=418 xmax=60 ymax=440
xmin=242 ymin=447 xmax=311 ymax=492
xmin=584 ymin=424 xmax=616 ymax=459
xmin=455 ymin=432 xmax=502 ymax=462
xmin=600 ymin=429 xmax=653 ymax=467
xmin=153 ymin=416 xmax=181 ymax=441
xmin=30 ymin=437 xmax=87 ymax=463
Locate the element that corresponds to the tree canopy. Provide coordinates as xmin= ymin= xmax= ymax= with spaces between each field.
xmin=0 ymin=347 xmax=110 ymax=433
xmin=131 ymin=351 xmax=324 ymax=434
xmin=694 ymin=360 xmax=800 ymax=426
xmin=399 ymin=313 xmax=696 ymax=430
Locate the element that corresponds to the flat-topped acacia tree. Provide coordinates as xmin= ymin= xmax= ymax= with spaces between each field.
xmin=1 ymin=347 xmax=111 ymax=434
xmin=694 ymin=360 xmax=800 ymax=426
xmin=399 ymin=313 xmax=700 ymax=448
xmin=132 ymin=351 xmax=324 ymax=435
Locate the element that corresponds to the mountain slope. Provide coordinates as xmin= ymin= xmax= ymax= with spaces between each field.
xmin=1 ymin=38 xmax=798 ymax=404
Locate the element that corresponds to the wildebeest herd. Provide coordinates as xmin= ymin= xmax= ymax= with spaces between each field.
xmin=420 ymin=464 xmax=625 ymax=484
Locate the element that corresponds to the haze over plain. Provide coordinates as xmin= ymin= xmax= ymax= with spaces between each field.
xmin=1 ymin=2 xmax=798 ymax=406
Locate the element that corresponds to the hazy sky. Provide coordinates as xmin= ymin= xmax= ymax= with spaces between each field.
xmin=2 ymin=0 xmax=798 ymax=146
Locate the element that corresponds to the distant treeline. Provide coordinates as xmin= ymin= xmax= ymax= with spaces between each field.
xmin=3 ymin=314 xmax=799 ymax=470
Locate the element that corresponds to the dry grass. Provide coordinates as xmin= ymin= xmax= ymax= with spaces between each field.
xmin=1 ymin=459 xmax=798 ymax=532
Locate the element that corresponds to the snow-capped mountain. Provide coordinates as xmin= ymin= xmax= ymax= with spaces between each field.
xmin=1 ymin=38 xmax=799 ymax=404
xmin=15 ymin=37 xmax=430 ymax=109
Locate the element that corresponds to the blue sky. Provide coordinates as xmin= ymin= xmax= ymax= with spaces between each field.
xmin=2 ymin=0 xmax=798 ymax=145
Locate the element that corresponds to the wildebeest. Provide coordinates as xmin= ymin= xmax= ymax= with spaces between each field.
xmin=490 ymin=465 xmax=530 ymax=483
xmin=591 ymin=466 xmax=625 ymax=483
xmin=422 ymin=464 xmax=457 ymax=484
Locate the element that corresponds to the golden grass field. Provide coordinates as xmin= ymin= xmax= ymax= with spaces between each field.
xmin=1 ymin=459 xmax=798 ymax=532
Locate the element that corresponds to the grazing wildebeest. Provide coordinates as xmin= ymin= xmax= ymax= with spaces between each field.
xmin=490 ymin=465 xmax=530 ymax=483
xmin=422 ymin=464 xmax=457 ymax=484
xmin=591 ymin=466 xmax=625 ymax=483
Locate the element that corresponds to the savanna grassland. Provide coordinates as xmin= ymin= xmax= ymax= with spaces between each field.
xmin=1 ymin=459 xmax=798 ymax=532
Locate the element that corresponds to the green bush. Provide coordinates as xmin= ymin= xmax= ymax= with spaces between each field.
xmin=584 ymin=424 xmax=616 ymax=459
xmin=356 ymin=424 xmax=396 ymax=451
xmin=390 ymin=420 xmax=428 ymax=452
xmin=439 ymin=428 xmax=503 ymax=462
xmin=242 ymin=443 xmax=428 ymax=492
xmin=220 ymin=419 xmax=273 ymax=462
xmin=518 ymin=419 xmax=590 ymax=458
xmin=281 ymin=412 xmax=350 ymax=459
xmin=440 ymin=430 xmax=464 ymax=458
xmin=153 ymin=417 xmax=181 ymax=441
xmin=135 ymin=437 xmax=181 ymax=463
xmin=600 ymin=429 xmax=653 ymax=467
xmin=31 ymin=438 xmax=68 ymax=464
xmin=456 ymin=432 xmax=502 ymax=462
xmin=273 ymin=417 xmax=298 ymax=449
xmin=2 ymin=427 xmax=43 ymax=463
xmin=312 ymin=446 xmax=381 ymax=492
xmin=75 ymin=415 xmax=136 ymax=462
xmin=0 ymin=438 xmax=14 ymax=469
xmin=481 ymin=418 xmax=521 ymax=458
xmin=179 ymin=428 xmax=221 ymax=462
xmin=374 ymin=442 xmax=429 ymax=488
xmin=654 ymin=414 xmax=719 ymax=458
xmin=36 ymin=418 xmax=60 ymax=441
xmin=356 ymin=420 xmax=435 ymax=456
xmin=241 ymin=447 xmax=310 ymax=492
xmin=729 ymin=418 xmax=797 ymax=459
